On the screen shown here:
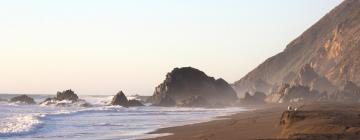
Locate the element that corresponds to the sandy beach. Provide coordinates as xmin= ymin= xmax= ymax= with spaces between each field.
xmin=145 ymin=103 xmax=360 ymax=140
xmin=144 ymin=104 xmax=286 ymax=140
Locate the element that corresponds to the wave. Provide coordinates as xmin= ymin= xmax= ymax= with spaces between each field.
xmin=0 ymin=97 xmax=245 ymax=139
xmin=0 ymin=114 xmax=44 ymax=137
xmin=0 ymin=105 xmax=129 ymax=137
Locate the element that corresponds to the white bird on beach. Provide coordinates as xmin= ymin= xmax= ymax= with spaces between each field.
xmin=287 ymin=106 xmax=293 ymax=111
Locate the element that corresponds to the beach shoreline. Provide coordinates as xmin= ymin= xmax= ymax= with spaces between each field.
xmin=143 ymin=102 xmax=360 ymax=140
xmin=142 ymin=104 xmax=286 ymax=140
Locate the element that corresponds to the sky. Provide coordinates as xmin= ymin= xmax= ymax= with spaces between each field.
xmin=0 ymin=0 xmax=343 ymax=95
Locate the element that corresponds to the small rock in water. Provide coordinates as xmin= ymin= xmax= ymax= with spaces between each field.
xmin=10 ymin=95 xmax=36 ymax=104
xmin=110 ymin=91 xmax=144 ymax=107
xmin=40 ymin=89 xmax=92 ymax=107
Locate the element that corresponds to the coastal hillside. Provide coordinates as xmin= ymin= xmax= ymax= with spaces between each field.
xmin=233 ymin=0 xmax=360 ymax=96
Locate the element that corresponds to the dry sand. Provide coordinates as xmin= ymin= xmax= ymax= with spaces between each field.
xmin=144 ymin=103 xmax=360 ymax=140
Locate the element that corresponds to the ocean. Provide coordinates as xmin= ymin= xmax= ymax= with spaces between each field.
xmin=0 ymin=94 xmax=249 ymax=140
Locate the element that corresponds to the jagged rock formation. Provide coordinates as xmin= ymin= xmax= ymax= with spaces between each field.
xmin=233 ymin=0 xmax=360 ymax=96
xmin=330 ymin=81 xmax=360 ymax=102
xmin=292 ymin=64 xmax=319 ymax=85
xmin=148 ymin=67 xmax=238 ymax=107
xmin=111 ymin=91 xmax=128 ymax=106
xmin=110 ymin=91 xmax=144 ymax=107
xmin=10 ymin=95 xmax=36 ymax=104
xmin=265 ymin=84 xmax=323 ymax=103
xmin=177 ymin=96 xmax=209 ymax=107
xmin=54 ymin=89 xmax=79 ymax=101
xmin=240 ymin=91 xmax=266 ymax=104
xmin=41 ymin=89 xmax=91 ymax=107
xmin=292 ymin=64 xmax=337 ymax=93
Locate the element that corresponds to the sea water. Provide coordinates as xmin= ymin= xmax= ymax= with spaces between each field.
xmin=0 ymin=94 xmax=249 ymax=140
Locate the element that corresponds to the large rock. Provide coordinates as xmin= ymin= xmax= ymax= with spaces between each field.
xmin=233 ymin=0 xmax=360 ymax=96
xmin=110 ymin=91 xmax=144 ymax=107
xmin=10 ymin=95 xmax=36 ymax=104
xmin=148 ymin=67 xmax=238 ymax=107
xmin=111 ymin=91 xmax=129 ymax=106
xmin=55 ymin=89 xmax=79 ymax=101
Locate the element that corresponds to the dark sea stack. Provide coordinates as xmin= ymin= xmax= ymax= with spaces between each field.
xmin=233 ymin=0 xmax=360 ymax=96
xmin=55 ymin=89 xmax=79 ymax=101
xmin=111 ymin=91 xmax=129 ymax=106
xmin=10 ymin=95 xmax=36 ymax=104
xmin=110 ymin=91 xmax=144 ymax=107
xmin=148 ymin=67 xmax=238 ymax=107
xmin=178 ymin=96 xmax=209 ymax=107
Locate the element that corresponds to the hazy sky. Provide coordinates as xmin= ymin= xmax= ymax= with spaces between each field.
xmin=0 ymin=0 xmax=342 ymax=95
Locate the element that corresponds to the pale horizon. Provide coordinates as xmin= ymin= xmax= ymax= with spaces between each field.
xmin=0 ymin=0 xmax=342 ymax=95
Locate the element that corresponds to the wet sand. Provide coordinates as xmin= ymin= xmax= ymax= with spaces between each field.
xmin=143 ymin=104 xmax=286 ymax=140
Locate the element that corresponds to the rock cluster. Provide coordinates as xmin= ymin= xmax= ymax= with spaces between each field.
xmin=54 ymin=89 xmax=79 ymax=101
xmin=240 ymin=91 xmax=266 ymax=104
xmin=266 ymin=84 xmax=323 ymax=103
xmin=41 ymin=89 xmax=91 ymax=107
xmin=148 ymin=67 xmax=238 ymax=107
xmin=292 ymin=64 xmax=336 ymax=93
xmin=10 ymin=95 xmax=36 ymax=104
xmin=110 ymin=91 xmax=144 ymax=107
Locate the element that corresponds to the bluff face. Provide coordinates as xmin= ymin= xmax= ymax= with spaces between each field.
xmin=233 ymin=0 xmax=360 ymax=96
xmin=148 ymin=67 xmax=238 ymax=107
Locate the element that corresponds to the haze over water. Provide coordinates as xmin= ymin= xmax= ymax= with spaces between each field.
xmin=0 ymin=0 xmax=342 ymax=95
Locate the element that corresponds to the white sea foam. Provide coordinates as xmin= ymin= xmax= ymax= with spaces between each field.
xmin=0 ymin=94 xmax=250 ymax=140
xmin=0 ymin=106 xmax=118 ymax=137
xmin=0 ymin=114 xmax=44 ymax=137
